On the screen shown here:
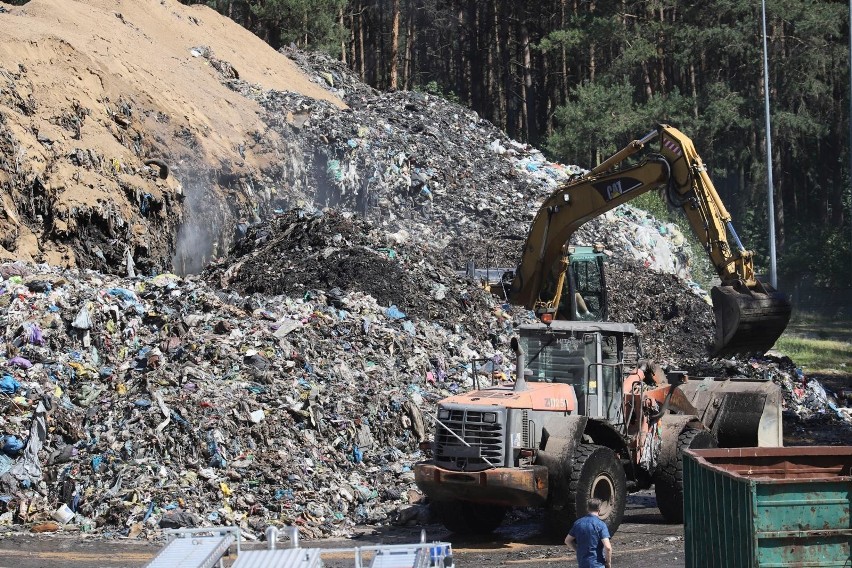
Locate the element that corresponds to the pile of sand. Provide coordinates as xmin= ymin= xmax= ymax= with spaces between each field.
xmin=0 ymin=0 xmax=341 ymax=271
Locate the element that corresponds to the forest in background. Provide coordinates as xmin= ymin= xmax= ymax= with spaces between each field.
xmin=9 ymin=0 xmax=849 ymax=304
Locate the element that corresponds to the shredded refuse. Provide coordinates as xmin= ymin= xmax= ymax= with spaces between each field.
xmin=0 ymin=259 xmax=522 ymax=539
xmin=0 ymin=222 xmax=848 ymax=540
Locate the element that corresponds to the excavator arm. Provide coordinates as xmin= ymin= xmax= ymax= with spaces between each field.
xmin=509 ymin=124 xmax=791 ymax=357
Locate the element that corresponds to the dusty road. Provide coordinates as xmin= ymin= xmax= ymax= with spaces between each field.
xmin=0 ymin=492 xmax=684 ymax=568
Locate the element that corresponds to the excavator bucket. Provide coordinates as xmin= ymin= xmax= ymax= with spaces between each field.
xmin=711 ymin=282 xmax=792 ymax=358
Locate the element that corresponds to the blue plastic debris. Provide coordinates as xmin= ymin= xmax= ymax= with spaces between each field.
xmin=402 ymin=321 xmax=416 ymax=336
xmin=0 ymin=375 xmax=20 ymax=394
xmin=385 ymin=305 xmax=406 ymax=319
xmin=1 ymin=435 xmax=25 ymax=457
xmin=108 ymin=288 xmax=137 ymax=301
xmin=143 ymin=501 xmax=156 ymax=521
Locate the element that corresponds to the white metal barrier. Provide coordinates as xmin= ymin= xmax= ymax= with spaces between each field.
xmin=146 ymin=526 xmax=454 ymax=568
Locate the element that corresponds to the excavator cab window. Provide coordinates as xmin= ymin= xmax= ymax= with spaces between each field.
xmin=568 ymin=254 xmax=607 ymax=321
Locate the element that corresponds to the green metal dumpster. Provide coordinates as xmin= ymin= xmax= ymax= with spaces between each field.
xmin=684 ymin=446 xmax=852 ymax=568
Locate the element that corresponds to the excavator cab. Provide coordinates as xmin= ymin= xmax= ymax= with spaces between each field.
xmin=537 ymin=245 xmax=608 ymax=323
xmin=569 ymin=247 xmax=607 ymax=320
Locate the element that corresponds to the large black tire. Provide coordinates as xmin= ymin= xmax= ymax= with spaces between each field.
xmin=431 ymin=500 xmax=507 ymax=535
xmin=654 ymin=428 xmax=717 ymax=523
xmin=546 ymin=444 xmax=627 ymax=538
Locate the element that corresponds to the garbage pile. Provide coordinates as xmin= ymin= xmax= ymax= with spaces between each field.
xmin=280 ymin=46 xmax=378 ymax=105
xmin=207 ymin=210 xmax=500 ymax=325
xmin=0 ymin=228 xmax=847 ymax=541
xmin=604 ymin=258 xmax=715 ymax=367
xmin=0 ymin=257 xmax=526 ymax=538
xmin=220 ymin=49 xmax=720 ymax=364
xmin=0 ymin=206 xmax=719 ymax=540
xmin=209 ymin=205 xmax=715 ymax=366
xmin=272 ymin=46 xmax=703 ymax=283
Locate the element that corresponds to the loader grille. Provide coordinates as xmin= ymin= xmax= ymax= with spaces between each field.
xmin=434 ymin=407 xmax=505 ymax=471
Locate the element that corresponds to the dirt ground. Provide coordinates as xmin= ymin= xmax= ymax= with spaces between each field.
xmin=0 ymin=492 xmax=684 ymax=568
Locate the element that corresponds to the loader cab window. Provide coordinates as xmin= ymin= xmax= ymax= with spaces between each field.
xmin=520 ymin=332 xmax=591 ymax=413
xmin=600 ymin=335 xmax=621 ymax=423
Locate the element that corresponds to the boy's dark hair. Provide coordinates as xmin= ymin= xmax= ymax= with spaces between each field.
xmin=587 ymin=498 xmax=602 ymax=513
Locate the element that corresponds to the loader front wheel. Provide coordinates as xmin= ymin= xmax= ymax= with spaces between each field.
xmin=546 ymin=444 xmax=626 ymax=538
xmin=654 ymin=428 xmax=717 ymax=523
xmin=431 ymin=500 xmax=507 ymax=535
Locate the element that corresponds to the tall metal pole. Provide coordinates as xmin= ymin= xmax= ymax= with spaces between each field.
xmin=761 ymin=0 xmax=778 ymax=288
xmin=849 ymin=0 xmax=852 ymax=274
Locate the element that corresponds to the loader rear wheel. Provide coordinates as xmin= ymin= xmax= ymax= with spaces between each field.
xmin=654 ymin=428 xmax=717 ymax=523
xmin=546 ymin=444 xmax=626 ymax=538
xmin=431 ymin=500 xmax=507 ymax=535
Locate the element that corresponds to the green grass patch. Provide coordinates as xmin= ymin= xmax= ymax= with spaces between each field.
xmin=774 ymin=336 xmax=852 ymax=373
xmin=774 ymin=312 xmax=852 ymax=373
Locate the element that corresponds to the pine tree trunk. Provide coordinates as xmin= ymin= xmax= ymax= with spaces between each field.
xmin=358 ymin=1 xmax=366 ymax=80
xmin=501 ymin=2 xmax=514 ymax=136
xmin=656 ymin=7 xmax=666 ymax=93
xmin=494 ymin=1 xmax=506 ymax=131
xmin=689 ymin=63 xmax=698 ymax=118
xmin=390 ymin=0 xmax=400 ymax=90
xmin=455 ymin=3 xmax=466 ymax=102
xmin=774 ymin=144 xmax=785 ymax=254
xmin=378 ymin=0 xmax=386 ymax=88
xmin=403 ymin=5 xmax=415 ymax=90
xmin=561 ymin=0 xmax=568 ymax=95
xmin=340 ymin=7 xmax=347 ymax=64
xmin=521 ymin=22 xmax=535 ymax=141
xmin=469 ymin=2 xmax=483 ymax=111
xmin=588 ymin=0 xmax=596 ymax=82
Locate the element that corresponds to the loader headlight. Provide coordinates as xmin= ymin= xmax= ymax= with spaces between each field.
xmin=438 ymin=408 xmax=450 ymax=420
xmin=483 ymin=412 xmax=497 ymax=423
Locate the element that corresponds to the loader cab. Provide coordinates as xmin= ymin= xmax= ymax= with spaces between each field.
xmin=518 ymin=321 xmax=641 ymax=422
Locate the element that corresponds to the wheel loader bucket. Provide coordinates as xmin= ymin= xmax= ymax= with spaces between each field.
xmin=711 ymin=282 xmax=791 ymax=358
xmin=677 ymin=377 xmax=783 ymax=448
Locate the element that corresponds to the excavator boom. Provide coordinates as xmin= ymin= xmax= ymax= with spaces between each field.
xmin=508 ymin=125 xmax=791 ymax=357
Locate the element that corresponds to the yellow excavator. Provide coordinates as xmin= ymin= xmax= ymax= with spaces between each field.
xmin=508 ymin=124 xmax=791 ymax=357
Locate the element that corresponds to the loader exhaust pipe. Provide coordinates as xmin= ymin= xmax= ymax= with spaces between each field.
xmin=511 ymin=337 xmax=529 ymax=392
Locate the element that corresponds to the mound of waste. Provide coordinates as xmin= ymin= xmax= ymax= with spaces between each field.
xmin=0 ymin=259 xmax=527 ymax=538
xmin=207 ymin=205 xmax=717 ymax=363
xmin=206 ymin=209 xmax=486 ymax=323
xmin=605 ymin=258 xmax=715 ymax=367
xmin=708 ymin=354 xmax=852 ymax=445
xmin=0 ymin=248 xmax=847 ymax=538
